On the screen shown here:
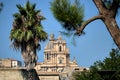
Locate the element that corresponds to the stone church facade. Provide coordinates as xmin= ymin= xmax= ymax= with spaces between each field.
xmin=34 ymin=34 xmax=86 ymax=80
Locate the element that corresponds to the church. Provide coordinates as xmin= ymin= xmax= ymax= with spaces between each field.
xmin=34 ymin=34 xmax=86 ymax=80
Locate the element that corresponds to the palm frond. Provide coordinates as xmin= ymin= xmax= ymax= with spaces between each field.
xmin=32 ymin=3 xmax=36 ymax=10
xmin=10 ymin=1 xmax=47 ymax=51
xmin=16 ymin=4 xmax=22 ymax=10
xmin=26 ymin=1 xmax=31 ymax=11
xmin=17 ymin=4 xmax=27 ymax=16
xmin=11 ymin=39 xmax=21 ymax=50
xmin=10 ymin=29 xmax=25 ymax=42
xmin=26 ymin=30 xmax=33 ymax=42
xmin=36 ymin=44 xmax=41 ymax=51
xmin=13 ymin=13 xmax=20 ymax=18
xmin=35 ymin=26 xmax=48 ymax=41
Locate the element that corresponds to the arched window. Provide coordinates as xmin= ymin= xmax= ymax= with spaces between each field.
xmin=59 ymin=46 xmax=62 ymax=52
xmin=47 ymin=53 xmax=50 ymax=60
xmin=59 ymin=57 xmax=64 ymax=64
xmin=59 ymin=59 xmax=62 ymax=64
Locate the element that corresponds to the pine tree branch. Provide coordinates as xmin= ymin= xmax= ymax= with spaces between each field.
xmin=93 ymin=0 xmax=107 ymax=13
xmin=111 ymin=0 xmax=119 ymax=17
xmin=76 ymin=15 xmax=103 ymax=36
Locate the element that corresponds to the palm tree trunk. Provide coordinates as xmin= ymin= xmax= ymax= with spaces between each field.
xmin=22 ymin=42 xmax=38 ymax=70
xmin=27 ymin=69 xmax=40 ymax=80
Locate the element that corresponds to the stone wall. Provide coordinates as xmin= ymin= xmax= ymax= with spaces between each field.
xmin=39 ymin=75 xmax=59 ymax=80
xmin=0 ymin=68 xmax=39 ymax=80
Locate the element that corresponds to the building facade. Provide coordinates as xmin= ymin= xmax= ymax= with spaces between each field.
xmin=35 ymin=34 xmax=86 ymax=80
xmin=0 ymin=58 xmax=22 ymax=68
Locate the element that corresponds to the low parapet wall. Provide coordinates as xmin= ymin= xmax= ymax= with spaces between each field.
xmin=0 ymin=68 xmax=39 ymax=80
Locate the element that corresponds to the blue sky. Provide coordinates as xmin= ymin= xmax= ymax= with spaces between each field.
xmin=0 ymin=0 xmax=118 ymax=67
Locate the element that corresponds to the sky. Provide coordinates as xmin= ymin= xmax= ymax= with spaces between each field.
xmin=0 ymin=0 xmax=118 ymax=67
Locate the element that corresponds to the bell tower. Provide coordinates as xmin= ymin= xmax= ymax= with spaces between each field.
xmin=44 ymin=34 xmax=70 ymax=66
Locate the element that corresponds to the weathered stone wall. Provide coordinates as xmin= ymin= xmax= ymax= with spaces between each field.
xmin=39 ymin=75 xmax=59 ymax=80
xmin=0 ymin=68 xmax=39 ymax=80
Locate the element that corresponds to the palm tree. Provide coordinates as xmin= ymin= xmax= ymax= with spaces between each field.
xmin=10 ymin=1 xmax=47 ymax=70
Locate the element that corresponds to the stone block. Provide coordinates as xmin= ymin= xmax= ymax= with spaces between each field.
xmin=0 ymin=68 xmax=39 ymax=80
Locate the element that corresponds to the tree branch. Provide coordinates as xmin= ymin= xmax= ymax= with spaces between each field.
xmin=110 ymin=0 xmax=119 ymax=17
xmin=76 ymin=15 xmax=103 ymax=35
xmin=93 ymin=0 xmax=107 ymax=14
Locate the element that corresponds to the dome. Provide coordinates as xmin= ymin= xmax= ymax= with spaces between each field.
xmin=58 ymin=35 xmax=62 ymax=40
xmin=45 ymin=41 xmax=54 ymax=50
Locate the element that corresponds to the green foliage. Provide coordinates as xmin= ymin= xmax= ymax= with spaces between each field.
xmin=73 ymin=48 xmax=120 ymax=80
xmin=73 ymin=70 xmax=102 ymax=80
xmin=102 ymin=0 xmax=120 ymax=13
xmin=50 ymin=0 xmax=84 ymax=31
xmin=91 ymin=48 xmax=120 ymax=70
xmin=10 ymin=1 xmax=47 ymax=50
xmin=102 ymin=0 xmax=112 ymax=9
xmin=59 ymin=31 xmax=83 ymax=46
xmin=73 ymin=71 xmax=89 ymax=80
xmin=50 ymin=0 xmax=84 ymax=46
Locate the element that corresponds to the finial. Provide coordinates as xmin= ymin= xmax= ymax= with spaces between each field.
xmin=58 ymin=32 xmax=62 ymax=40
xmin=73 ymin=57 xmax=77 ymax=64
xmin=50 ymin=34 xmax=54 ymax=41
